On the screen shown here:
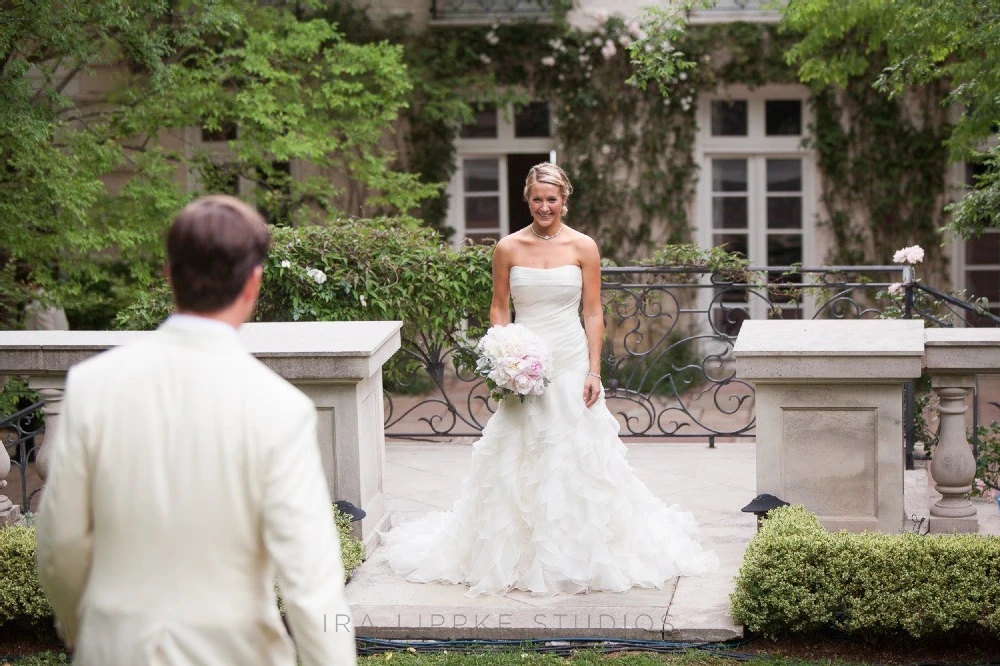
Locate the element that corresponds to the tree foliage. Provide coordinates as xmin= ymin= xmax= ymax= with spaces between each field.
xmin=781 ymin=0 xmax=1000 ymax=239
xmin=0 ymin=0 xmax=432 ymax=328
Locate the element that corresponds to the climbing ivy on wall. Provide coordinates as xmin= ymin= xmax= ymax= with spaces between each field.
xmin=322 ymin=3 xmax=953 ymax=267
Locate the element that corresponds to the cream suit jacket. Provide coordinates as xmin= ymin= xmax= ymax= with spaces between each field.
xmin=36 ymin=319 xmax=357 ymax=666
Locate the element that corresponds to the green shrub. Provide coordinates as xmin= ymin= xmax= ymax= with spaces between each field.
xmin=730 ymin=505 xmax=1000 ymax=638
xmin=336 ymin=507 xmax=366 ymax=579
xmin=0 ymin=525 xmax=53 ymax=628
xmin=114 ymin=220 xmax=495 ymax=387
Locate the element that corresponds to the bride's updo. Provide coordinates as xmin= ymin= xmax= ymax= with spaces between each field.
xmin=523 ymin=162 xmax=573 ymax=219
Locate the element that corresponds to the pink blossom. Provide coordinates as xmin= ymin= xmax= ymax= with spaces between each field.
xmin=888 ymin=282 xmax=903 ymax=295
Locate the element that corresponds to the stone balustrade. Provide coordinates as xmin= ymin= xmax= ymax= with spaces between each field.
xmin=0 ymin=322 xmax=401 ymax=549
xmin=923 ymin=329 xmax=1000 ymax=533
xmin=736 ymin=320 xmax=999 ymax=534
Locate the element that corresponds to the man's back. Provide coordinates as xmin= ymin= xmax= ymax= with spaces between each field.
xmin=37 ymin=321 xmax=356 ymax=666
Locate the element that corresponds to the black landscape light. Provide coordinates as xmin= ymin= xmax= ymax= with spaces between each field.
xmin=741 ymin=493 xmax=789 ymax=530
xmin=334 ymin=500 xmax=366 ymax=522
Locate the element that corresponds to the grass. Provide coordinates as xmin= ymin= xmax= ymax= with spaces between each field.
xmin=0 ymin=649 xmax=853 ymax=666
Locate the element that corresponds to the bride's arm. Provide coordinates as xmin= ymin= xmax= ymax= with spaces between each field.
xmin=490 ymin=240 xmax=513 ymax=326
xmin=580 ymin=236 xmax=604 ymax=407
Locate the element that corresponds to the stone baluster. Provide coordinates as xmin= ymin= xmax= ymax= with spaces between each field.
xmin=28 ymin=378 xmax=66 ymax=482
xmin=928 ymin=375 xmax=978 ymax=533
xmin=0 ymin=435 xmax=20 ymax=526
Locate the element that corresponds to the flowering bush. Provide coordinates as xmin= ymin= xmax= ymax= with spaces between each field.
xmin=475 ymin=324 xmax=552 ymax=402
xmin=113 ymin=219 xmax=495 ymax=389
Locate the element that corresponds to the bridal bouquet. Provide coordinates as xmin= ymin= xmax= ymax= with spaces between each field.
xmin=474 ymin=324 xmax=552 ymax=402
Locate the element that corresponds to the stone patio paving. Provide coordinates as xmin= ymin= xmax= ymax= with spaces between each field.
xmin=345 ymin=439 xmax=1000 ymax=641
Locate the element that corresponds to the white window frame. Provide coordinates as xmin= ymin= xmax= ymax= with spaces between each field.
xmin=950 ymin=157 xmax=1000 ymax=319
xmin=688 ymin=0 xmax=785 ymax=25
xmin=695 ymin=83 xmax=818 ymax=319
xmin=447 ymin=102 xmax=556 ymax=245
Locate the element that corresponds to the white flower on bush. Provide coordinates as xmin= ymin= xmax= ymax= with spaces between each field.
xmin=601 ymin=40 xmax=617 ymax=59
xmin=306 ymin=268 xmax=327 ymax=285
xmin=888 ymin=282 xmax=904 ymax=295
xmin=359 ymin=295 xmax=367 ymax=308
xmin=592 ymin=10 xmax=609 ymax=25
xmin=280 ymin=260 xmax=291 ymax=269
xmin=618 ymin=35 xmax=632 ymax=48
xmin=479 ymin=53 xmax=492 ymax=65
xmin=627 ymin=21 xmax=643 ymax=39
xmin=486 ymin=31 xmax=499 ymax=46
xmin=601 ymin=144 xmax=612 ymax=155
xmin=893 ymin=245 xmax=924 ymax=264
xmin=541 ymin=55 xmax=556 ymax=67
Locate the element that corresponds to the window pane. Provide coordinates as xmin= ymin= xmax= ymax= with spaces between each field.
xmin=966 ymin=233 xmax=1000 ymax=265
xmin=460 ymin=104 xmax=498 ymax=138
xmin=711 ymin=100 xmax=747 ymax=136
xmin=712 ymin=159 xmax=747 ymax=192
xmin=201 ymin=122 xmax=237 ymax=142
xmin=464 ymin=159 xmax=499 ymax=192
xmin=514 ymin=102 xmax=551 ymax=138
xmin=767 ymin=197 xmax=802 ymax=229
xmin=767 ymin=234 xmax=803 ymax=266
xmin=767 ymin=159 xmax=801 ymax=192
xmin=713 ymin=197 xmax=748 ymax=229
xmin=968 ymin=270 xmax=1000 ymax=302
xmin=464 ymin=197 xmax=499 ymax=230
xmin=766 ymin=100 xmax=802 ymax=136
xmin=714 ymin=233 xmax=748 ymax=258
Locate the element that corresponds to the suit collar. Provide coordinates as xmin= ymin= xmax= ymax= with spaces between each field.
xmin=157 ymin=314 xmax=246 ymax=352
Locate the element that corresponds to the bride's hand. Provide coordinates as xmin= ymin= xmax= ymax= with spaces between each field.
xmin=583 ymin=374 xmax=602 ymax=408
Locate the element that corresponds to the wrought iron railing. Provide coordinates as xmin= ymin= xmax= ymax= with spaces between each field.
xmin=430 ymin=0 xmax=553 ymax=22
xmin=384 ymin=265 xmax=907 ymax=442
xmin=1 ymin=399 xmax=44 ymax=513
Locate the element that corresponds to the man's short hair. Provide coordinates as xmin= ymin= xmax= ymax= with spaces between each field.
xmin=167 ymin=195 xmax=271 ymax=313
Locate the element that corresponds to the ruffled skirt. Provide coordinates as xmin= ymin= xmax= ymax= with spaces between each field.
xmin=380 ymin=366 xmax=719 ymax=597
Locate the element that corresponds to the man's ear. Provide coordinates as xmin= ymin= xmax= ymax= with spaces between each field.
xmin=243 ymin=264 xmax=264 ymax=300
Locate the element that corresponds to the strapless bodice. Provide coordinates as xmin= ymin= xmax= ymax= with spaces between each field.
xmin=509 ymin=265 xmax=587 ymax=376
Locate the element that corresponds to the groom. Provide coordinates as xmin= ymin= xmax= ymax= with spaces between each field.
xmin=36 ymin=195 xmax=356 ymax=666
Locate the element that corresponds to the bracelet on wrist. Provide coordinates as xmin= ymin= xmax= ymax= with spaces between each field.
xmin=587 ymin=372 xmax=601 ymax=379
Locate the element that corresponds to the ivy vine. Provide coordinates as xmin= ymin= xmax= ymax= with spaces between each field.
xmin=321 ymin=3 xmax=953 ymax=268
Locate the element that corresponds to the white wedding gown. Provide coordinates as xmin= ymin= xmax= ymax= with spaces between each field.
xmin=382 ymin=265 xmax=719 ymax=596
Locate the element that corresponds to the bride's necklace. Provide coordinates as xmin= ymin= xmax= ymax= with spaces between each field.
xmin=530 ymin=223 xmax=563 ymax=241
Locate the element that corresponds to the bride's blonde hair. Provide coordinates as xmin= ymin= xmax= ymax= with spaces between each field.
xmin=523 ymin=162 xmax=573 ymax=219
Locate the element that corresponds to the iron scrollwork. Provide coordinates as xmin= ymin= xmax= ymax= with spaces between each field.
xmin=384 ymin=265 xmax=905 ymax=442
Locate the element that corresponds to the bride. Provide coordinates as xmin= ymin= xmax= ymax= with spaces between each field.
xmin=382 ymin=162 xmax=718 ymax=596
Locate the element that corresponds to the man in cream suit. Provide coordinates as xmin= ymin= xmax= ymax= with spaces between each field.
xmin=36 ymin=195 xmax=356 ymax=666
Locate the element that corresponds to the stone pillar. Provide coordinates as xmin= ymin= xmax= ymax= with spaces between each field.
xmin=735 ymin=320 xmax=925 ymax=533
xmin=927 ymin=377 xmax=977 ymax=532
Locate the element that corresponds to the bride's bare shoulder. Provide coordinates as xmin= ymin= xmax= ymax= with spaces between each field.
xmin=569 ymin=230 xmax=600 ymax=260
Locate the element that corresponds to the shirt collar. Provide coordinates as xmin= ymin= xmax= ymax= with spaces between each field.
xmin=162 ymin=313 xmax=242 ymax=342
